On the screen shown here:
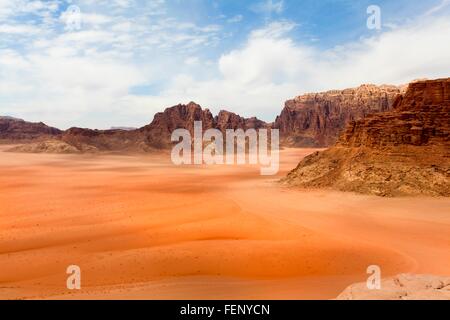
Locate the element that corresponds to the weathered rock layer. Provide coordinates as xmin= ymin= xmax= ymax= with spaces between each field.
xmin=274 ymin=84 xmax=401 ymax=147
xmin=284 ymin=79 xmax=450 ymax=197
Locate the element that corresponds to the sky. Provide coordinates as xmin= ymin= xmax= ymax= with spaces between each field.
xmin=0 ymin=0 xmax=449 ymax=129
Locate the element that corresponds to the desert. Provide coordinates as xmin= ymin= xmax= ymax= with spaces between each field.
xmin=0 ymin=144 xmax=449 ymax=300
xmin=1 ymin=78 xmax=450 ymax=300
xmin=1 ymin=0 xmax=450 ymax=306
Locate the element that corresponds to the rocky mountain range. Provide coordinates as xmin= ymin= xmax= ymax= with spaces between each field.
xmin=283 ymin=78 xmax=450 ymax=197
xmin=3 ymin=102 xmax=270 ymax=153
xmin=1 ymin=83 xmax=406 ymax=152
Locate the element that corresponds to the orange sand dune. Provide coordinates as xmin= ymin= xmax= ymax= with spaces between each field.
xmin=0 ymin=146 xmax=449 ymax=300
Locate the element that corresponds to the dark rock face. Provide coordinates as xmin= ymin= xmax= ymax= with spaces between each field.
xmin=396 ymin=78 xmax=450 ymax=111
xmin=274 ymin=84 xmax=401 ymax=147
xmin=139 ymin=102 xmax=270 ymax=149
xmin=338 ymin=79 xmax=450 ymax=149
xmin=215 ymin=110 xmax=268 ymax=132
xmin=0 ymin=117 xmax=62 ymax=141
xmin=140 ymin=102 xmax=216 ymax=149
xmin=284 ymin=79 xmax=450 ymax=197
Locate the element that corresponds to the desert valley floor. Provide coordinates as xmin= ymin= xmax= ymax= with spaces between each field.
xmin=0 ymin=146 xmax=449 ymax=300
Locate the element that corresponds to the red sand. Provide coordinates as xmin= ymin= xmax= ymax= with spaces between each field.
xmin=0 ymin=146 xmax=449 ymax=299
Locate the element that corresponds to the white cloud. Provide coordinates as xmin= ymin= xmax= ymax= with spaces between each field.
xmin=250 ymin=0 xmax=284 ymax=15
xmin=127 ymin=17 xmax=450 ymax=122
xmin=425 ymin=0 xmax=450 ymax=15
xmin=184 ymin=56 xmax=200 ymax=65
xmin=0 ymin=24 xmax=41 ymax=34
xmin=0 ymin=0 xmax=226 ymax=128
xmin=227 ymin=15 xmax=243 ymax=23
xmin=0 ymin=47 xmax=145 ymax=127
xmin=0 ymin=0 xmax=59 ymax=18
xmin=250 ymin=20 xmax=296 ymax=38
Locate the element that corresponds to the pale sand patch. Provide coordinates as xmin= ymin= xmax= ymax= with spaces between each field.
xmin=0 ymin=146 xmax=448 ymax=299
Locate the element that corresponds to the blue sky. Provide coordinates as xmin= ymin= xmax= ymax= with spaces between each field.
xmin=0 ymin=0 xmax=450 ymax=129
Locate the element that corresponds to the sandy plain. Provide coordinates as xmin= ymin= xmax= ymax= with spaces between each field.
xmin=0 ymin=145 xmax=449 ymax=300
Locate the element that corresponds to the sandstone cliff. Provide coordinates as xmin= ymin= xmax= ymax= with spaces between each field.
xmin=284 ymin=78 xmax=450 ymax=197
xmin=274 ymin=84 xmax=401 ymax=147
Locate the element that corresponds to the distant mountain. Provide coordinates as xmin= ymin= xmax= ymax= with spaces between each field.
xmin=59 ymin=127 xmax=148 ymax=153
xmin=0 ymin=116 xmax=62 ymax=141
xmin=61 ymin=102 xmax=269 ymax=152
xmin=4 ymin=102 xmax=269 ymax=153
xmin=0 ymin=116 xmax=24 ymax=121
xmin=4 ymin=80 xmax=446 ymax=156
xmin=284 ymin=78 xmax=450 ymax=197
xmin=110 ymin=127 xmax=137 ymax=131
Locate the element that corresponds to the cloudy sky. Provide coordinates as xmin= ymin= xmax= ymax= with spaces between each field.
xmin=1 ymin=0 xmax=449 ymax=129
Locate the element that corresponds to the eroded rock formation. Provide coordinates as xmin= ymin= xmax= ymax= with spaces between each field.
xmin=284 ymin=79 xmax=450 ymax=197
xmin=274 ymin=84 xmax=402 ymax=147
xmin=139 ymin=102 xmax=216 ymax=149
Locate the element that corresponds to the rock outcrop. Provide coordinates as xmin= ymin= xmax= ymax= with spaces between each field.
xmin=140 ymin=102 xmax=216 ymax=149
xmin=140 ymin=103 xmax=270 ymax=149
xmin=0 ymin=117 xmax=62 ymax=141
xmin=337 ymin=274 xmax=450 ymax=300
xmin=60 ymin=127 xmax=148 ymax=153
xmin=274 ymin=84 xmax=402 ymax=147
xmin=284 ymin=78 xmax=450 ymax=197
xmin=215 ymin=110 xmax=269 ymax=132
xmin=7 ymin=140 xmax=81 ymax=154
